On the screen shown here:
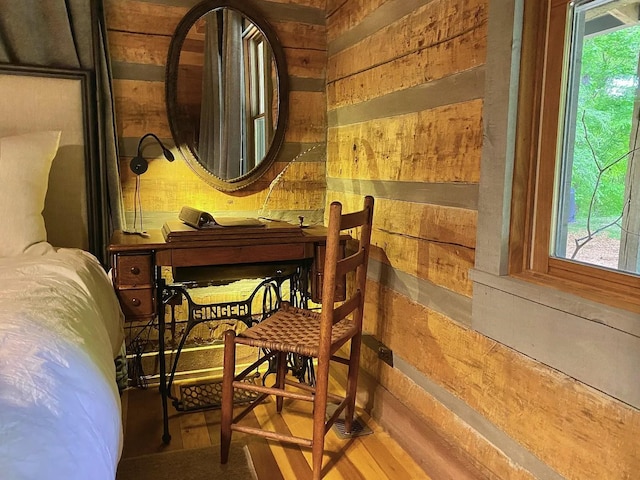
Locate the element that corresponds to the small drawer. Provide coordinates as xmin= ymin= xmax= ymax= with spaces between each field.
xmin=117 ymin=288 xmax=154 ymax=319
xmin=117 ymin=254 xmax=152 ymax=286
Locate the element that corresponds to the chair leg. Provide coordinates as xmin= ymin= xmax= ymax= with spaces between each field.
xmin=275 ymin=351 xmax=287 ymax=413
xmin=344 ymin=333 xmax=362 ymax=434
xmin=311 ymin=356 xmax=330 ymax=480
xmin=220 ymin=330 xmax=236 ymax=464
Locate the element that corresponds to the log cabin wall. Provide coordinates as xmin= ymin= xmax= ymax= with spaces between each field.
xmin=103 ymin=0 xmax=640 ymax=478
xmin=327 ymin=1 xmax=639 ymax=479
xmin=105 ymin=0 xmax=328 ymax=226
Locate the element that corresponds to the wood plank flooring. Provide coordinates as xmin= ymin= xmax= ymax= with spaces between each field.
xmin=120 ymin=373 xmax=432 ymax=480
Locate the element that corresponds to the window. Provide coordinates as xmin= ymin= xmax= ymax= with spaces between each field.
xmin=242 ymin=23 xmax=273 ymax=172
xmin=472 ymin=0 xmax=640 ymax=411
xmin=512 ymin=0 xmax=640 ymax=310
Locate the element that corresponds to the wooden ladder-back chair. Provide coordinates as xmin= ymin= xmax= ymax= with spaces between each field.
xmin=220 ymin=195 xmax=374 ymax=480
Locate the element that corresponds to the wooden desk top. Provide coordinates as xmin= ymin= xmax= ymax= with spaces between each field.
xmin=109 ymin=224 xmax=333 ymax=253
xmin=109 ymin=222 xmax=347 ymax=307
xmin=108 ymin=223 xmax=349 ymax=270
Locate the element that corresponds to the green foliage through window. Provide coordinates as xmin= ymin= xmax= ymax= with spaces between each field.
xmin=553 ymin=0 xmax=640 ymax=273
xmin=572 ymin=26 xmax=640 ymax=219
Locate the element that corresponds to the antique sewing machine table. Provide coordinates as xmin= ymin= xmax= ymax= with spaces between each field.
xmin=109 ymin=221 xmax=346 ymax=443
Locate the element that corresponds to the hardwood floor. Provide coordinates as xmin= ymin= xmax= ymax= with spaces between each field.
xmin=120 ymin=374 xmax=432 ymax=480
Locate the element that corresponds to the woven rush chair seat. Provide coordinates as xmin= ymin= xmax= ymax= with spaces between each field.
xmin=237 ymin=302 xmax=357 ymax=357
xmin=220 ymin=196 xmax=374 ymax=480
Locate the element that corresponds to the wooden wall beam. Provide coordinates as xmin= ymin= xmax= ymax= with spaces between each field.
xmin=363 ymin=282 xmax=640 ymax=480
xmin=328 ymin=100 xmax=483 ymax=183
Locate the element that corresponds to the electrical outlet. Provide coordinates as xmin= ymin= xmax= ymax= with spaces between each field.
xmin=377 ymin=345 xmax=394 ymax=367
xmin=362 ymin=334 xmax=394 ymax=367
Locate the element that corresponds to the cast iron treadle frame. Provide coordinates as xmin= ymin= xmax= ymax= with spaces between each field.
xmin=178 ymin=374 xmax=260 ymax=411
xmin=157 ymin=263 xmax=314 ymax=444
xmin=163 ymin=275 xmax=286 ymax=413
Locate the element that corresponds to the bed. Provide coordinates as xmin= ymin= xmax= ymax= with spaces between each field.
xmin=0 ymin=66 xmax=125 ymax=479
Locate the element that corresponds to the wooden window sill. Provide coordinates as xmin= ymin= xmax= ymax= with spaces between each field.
xmin=511 ymin=269 xmax=640 ymax=315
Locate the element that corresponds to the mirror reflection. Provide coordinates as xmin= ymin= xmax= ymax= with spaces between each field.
xmin=172 ymin=7 xmax=279 ymax=181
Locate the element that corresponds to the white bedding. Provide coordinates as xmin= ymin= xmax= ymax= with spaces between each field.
xmin=0 ymin=246 xmax=125 ymax=480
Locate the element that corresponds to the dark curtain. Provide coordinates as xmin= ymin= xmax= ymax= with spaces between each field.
xmin=199 ymin=8 xmax=244 ymax=180
xmin=0 ymin=0 xmax=126 ymax=243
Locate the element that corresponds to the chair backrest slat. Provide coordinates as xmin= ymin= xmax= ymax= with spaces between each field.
xmin=332 ymin=291 xmax=361 ymax=324
xmin=319 ymin=196 xmax=374 ymax=344
xmin=335 ymin=248 xmax=365 ymax=278
xmin=340 ymin=208 xmax=370 ymax=231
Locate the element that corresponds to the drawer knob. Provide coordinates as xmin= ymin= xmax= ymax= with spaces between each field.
xmin=130 ymin=266 xmax=140 ymax=275
xmin=131 ymin=297 xmax=141 ymax=306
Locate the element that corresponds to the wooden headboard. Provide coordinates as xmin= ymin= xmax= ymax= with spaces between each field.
xmin=0 ymin=64 xmax=106 ymax=262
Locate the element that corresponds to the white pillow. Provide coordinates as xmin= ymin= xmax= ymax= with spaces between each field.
xmin=0 ymin=131 xmax=61 ymax=257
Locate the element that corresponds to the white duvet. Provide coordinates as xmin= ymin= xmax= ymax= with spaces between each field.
xmin=0 ymin=247 xmax=125 ymax=480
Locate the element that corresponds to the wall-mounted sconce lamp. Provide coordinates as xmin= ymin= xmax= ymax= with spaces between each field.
xmin=126 ymin=133 xmax=175 ymax=237
xmin=129 ymin=132 xmax=175 ymax=175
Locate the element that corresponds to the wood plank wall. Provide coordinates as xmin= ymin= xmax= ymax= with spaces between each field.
xmin=327 ymin=1 xmax=640 ymax=480
xmin=105 ymin=0 xmax=328 ymax=226
xmin=105 ymin=0 xmax=640 ymax=477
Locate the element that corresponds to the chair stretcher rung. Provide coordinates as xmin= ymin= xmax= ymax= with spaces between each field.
xmin=283 ymin=378 xmax=345 ymax=403
xmin=231 ymin=424 xmax=312 ymax=447
xmin=233 ymin=381 xmax=314 ymax=402
xmin=285 ymin=377 xmax=313 ymax=389
xmin=325 ymin=400 xmax=348 ymax=433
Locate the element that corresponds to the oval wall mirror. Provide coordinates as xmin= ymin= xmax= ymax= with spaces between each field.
xmin=166 ymin=0 xmax=288 ymax=191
